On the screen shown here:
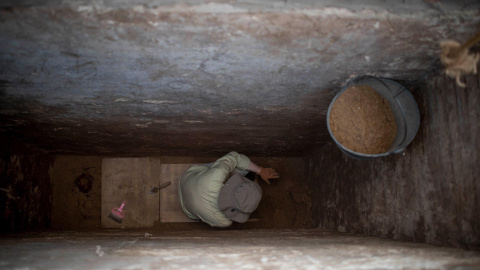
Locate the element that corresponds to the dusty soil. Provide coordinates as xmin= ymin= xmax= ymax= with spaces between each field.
xmin=51 ymin=155 xmax=314 ymax=230
xmin=155 ymin=156 xmax=314 ymax=230
xmin=329 ymin=85 xmax=397 ymax=154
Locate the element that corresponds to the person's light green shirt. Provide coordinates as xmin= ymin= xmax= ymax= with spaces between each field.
xmin=178 ymin=151 xmax=251 ymax=227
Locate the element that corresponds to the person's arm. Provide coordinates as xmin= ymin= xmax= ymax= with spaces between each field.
xmin=247 ymin=161 xmax=280 ymax=184
xmin=209 ymin=151 xmax=251 ymax=185
xmin=208 ymin=151 xmax=279 ymax=185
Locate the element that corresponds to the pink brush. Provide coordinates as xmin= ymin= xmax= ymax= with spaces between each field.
xmin=108 ymin=201 xmax=126 ymax=224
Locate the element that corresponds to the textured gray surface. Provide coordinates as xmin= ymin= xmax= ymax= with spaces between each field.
xmin=306 ymin=71 xmax=480 ymax=250
xmin=1 ymin=1 xmax=479 ymax=156
xmin=0 ymin=229 xmax=479 ymax=270
xmin=1 ymin=0 xmax=479 ymax=13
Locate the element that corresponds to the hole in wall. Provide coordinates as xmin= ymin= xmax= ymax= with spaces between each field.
xmin=75 ymin=173 xmax=94 ymax=193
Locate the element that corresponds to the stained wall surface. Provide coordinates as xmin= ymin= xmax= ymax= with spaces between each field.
xmin=306 ymin=71 xmax=480 ymax=250
xmin=1 ymin=1 xmax=479 ymax=157
xmin=0 ymin=136 xmax=55 ymax=232
xmin=51 ymin=155 xmax=102 ymax=230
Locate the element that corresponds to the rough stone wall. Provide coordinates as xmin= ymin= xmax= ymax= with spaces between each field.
xmin=0 ymin=136 xmax=55 ymax=232
xmin=306 ymin=71 xmax=480 ymax=250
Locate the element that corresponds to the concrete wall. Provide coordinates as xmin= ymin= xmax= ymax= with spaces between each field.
xmin=306 ymin=71 xmax=480 ymax=249
xmin=0 ymin=136 xmax=55 ymax=232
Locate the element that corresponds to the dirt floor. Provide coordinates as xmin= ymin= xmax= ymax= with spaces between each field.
xmin=51 ymin=155 xmax=313 ymax=230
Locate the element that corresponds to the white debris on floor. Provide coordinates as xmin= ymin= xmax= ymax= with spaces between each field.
xmin=0 ymin=229 xmax=479 ymax=270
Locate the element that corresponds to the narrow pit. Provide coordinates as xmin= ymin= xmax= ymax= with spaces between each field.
xmin=1 ymin=1 xmax=479 ymax=269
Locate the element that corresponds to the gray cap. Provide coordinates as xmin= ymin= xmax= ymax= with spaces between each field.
xmin=218 ymin=174 xmax=262 ymax=223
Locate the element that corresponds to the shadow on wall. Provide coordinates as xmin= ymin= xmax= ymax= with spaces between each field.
xmin=0 ymin=135 xmax=55 ymax=232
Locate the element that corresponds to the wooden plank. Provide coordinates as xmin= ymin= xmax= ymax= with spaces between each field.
xmin=159 ymin=164 xmax=197 ymax=223
xmin=101 ymin=158 xmax=160 ymax=228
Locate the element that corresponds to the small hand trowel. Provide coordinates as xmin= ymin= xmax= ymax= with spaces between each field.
xmin=148 ymin=181 xmax=172 ymax=194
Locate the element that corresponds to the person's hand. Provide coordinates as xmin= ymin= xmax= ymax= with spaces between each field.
xmin=259 ymin=167 xmax=280 ymax=184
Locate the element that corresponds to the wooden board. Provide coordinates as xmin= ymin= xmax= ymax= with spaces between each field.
xmin=101 ymin=158 xmax=161 ymax=228
xmin=159 ymin=164 xmax=197 ymax=223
